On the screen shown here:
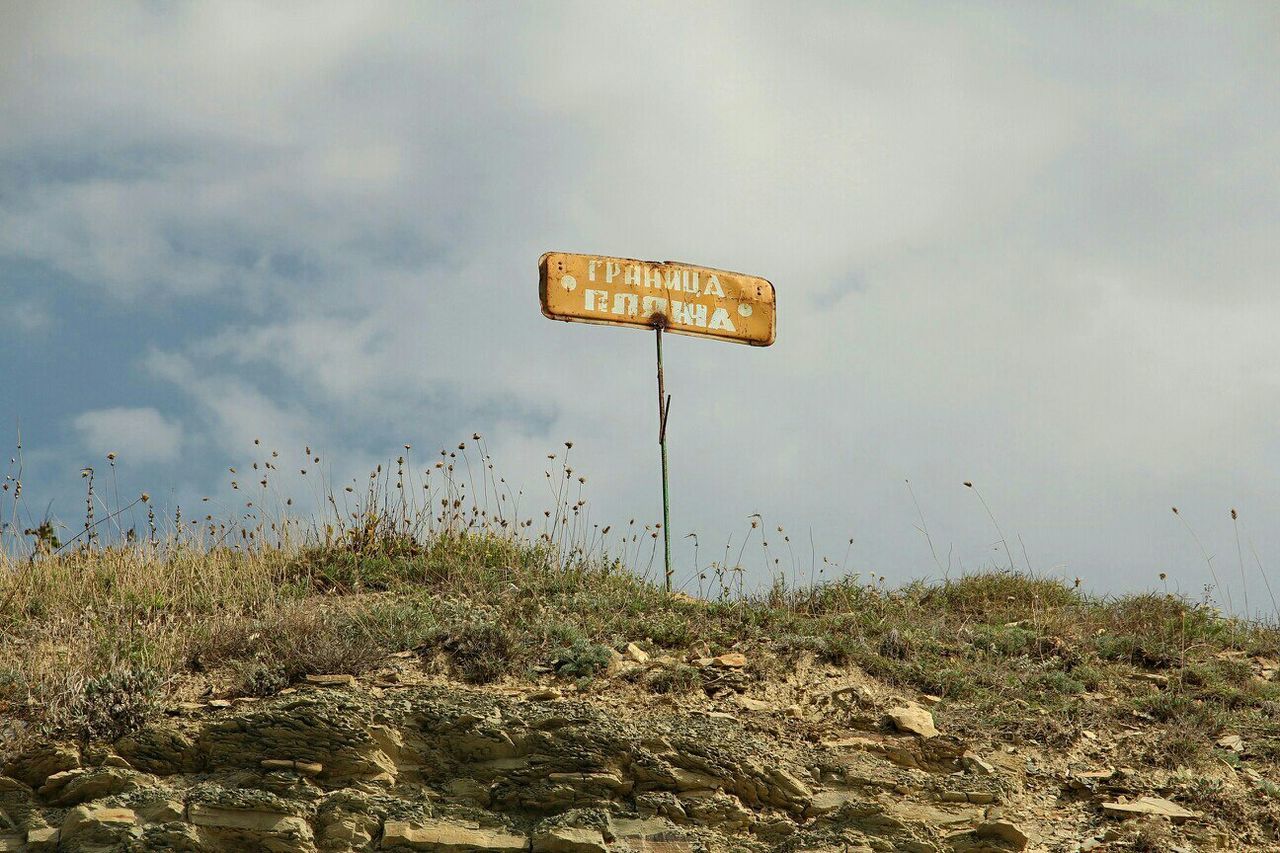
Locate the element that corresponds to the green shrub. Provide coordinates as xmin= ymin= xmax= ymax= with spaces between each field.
xmin=67 ymin=667 xmax=162 ymax=742
xmin=435 ymin=622 xmax=517 ymax=684
xmin=555 ymin=640 xmax=614 ymax=679
xmin=645 ymin=664 xmax=702 ymax=695
xmin=236 ymin=662 xmax=289 ymax=697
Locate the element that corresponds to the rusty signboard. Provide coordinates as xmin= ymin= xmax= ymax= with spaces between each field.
xmin=539 ymin=252 xmax=776 ymax=346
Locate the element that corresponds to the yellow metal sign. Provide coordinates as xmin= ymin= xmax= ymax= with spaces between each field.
xmin=539 ymin=252 xmax=776 ymax=346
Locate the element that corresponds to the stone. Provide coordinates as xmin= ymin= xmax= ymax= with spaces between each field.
xmin=669 ymin=767 xmax=724 ymax=791
xmin=532 ymin=826 xmax=608 ymax=853
xmin=679 ymin=791 xmax=756 ymax=831
xmin=766 ymin=767 xmax=814 ymax=805
xmin=886 ymin=801 xmax=978 ymax=826
xmin=321 ymin=815 xmax=378 ymax=848
xmin=60 ymin=805 xmax=137 ymax=844
xmin=383 ymin=819 xmax=528 ymax=851
xmin=625 ymin=642 xmax=651 ymax=664
xmin=262 ymin=758 xmax=324 ymax=776
xmin=25 ymin=827 xmax=58 ymax=851
xmin=114 ymin=722 xmax=201 ymax=774
xmin=306 ymin=673 xmax=357 ymax=687
xmin=137 ymin=798 xmax=185 ymax=823
xmin=806 ymin=790 xmax=868 ymax=817
xmin=3 ymin=743 xmax=79 ymax=787
xmin=886 ymin=704 xmax=938 ymax=738
xmin=735 ymin=696 xmax=774 ymax=713
xmin=962 ymin=751 xmax=996 ymax=775
xmin=527 ymin=688 xmax=562 ymax=701
xmin=1101 ymin=796 xmax=1198 ymax=822
xmin=977 ymin=819 xmax=1030 ymax=849
xmin=1216 ymin=734 xmax=1244 ymax=752
xmin=608 ymin=817 xmax=681 ymax=841
xmin=188 ymin=803 xmax=310 ymax=835
xmin=711 ymin=652 xmax=747 ymax=668
xmin=41 ymin=766 xmax=147 ymax=806
xmin=829 ymin=685 xmax=876 ymax=710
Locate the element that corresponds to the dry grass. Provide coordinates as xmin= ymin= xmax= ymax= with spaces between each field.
xmin=3 ymin=438 xmax=1279 ymax=789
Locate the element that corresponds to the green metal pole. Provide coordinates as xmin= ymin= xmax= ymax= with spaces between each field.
xmin=656 ymin=326 xmax=672 ymax=592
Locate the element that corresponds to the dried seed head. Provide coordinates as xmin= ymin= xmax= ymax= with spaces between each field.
xmin=963 ymin=481 xmax=973 ymax=488
xmin=106 ymin=452 xmax=116 ymax=461
xmin=1231 ymin=508 xmax=1238 ymax=520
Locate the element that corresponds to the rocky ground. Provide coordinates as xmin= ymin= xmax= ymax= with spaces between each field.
xmin=0 ymin=643 xmax=1262 ymax=852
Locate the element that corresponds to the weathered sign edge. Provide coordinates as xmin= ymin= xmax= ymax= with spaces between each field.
xmin=537 ymin=251 xmax=777 ymax=347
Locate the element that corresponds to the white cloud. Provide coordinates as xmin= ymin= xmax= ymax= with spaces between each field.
xmin=73 ymin=407 xmax=183 ymax=464
xmin=7 ymin=299 xmax=50 ymax=332
xmin=6 ymin=4 xmax=1280 ymax=610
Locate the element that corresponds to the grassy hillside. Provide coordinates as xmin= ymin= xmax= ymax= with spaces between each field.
xmin=3 ymin=529 xmax=1277 ymax=767
xmin=2 ymin=448 xmax=1279 ymax=847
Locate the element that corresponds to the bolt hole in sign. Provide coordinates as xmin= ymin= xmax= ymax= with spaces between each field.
xmin=539 ymin=252 xmax=776 ymax=346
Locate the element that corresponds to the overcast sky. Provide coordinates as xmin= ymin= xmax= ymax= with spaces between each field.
xmin=3 ymin=2 xmax=1279 ymax=613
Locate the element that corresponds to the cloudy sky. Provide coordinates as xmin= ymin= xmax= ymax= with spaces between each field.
xmin=2 ymin=2 xmax=1278 ymax=613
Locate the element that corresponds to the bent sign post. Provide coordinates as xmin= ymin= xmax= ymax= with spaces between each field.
xmin=539 ymin=252 xmax=776 ymax=591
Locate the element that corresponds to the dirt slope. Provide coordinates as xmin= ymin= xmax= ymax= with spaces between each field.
xmin=0 ymin=645 xmax=1262 ymax=852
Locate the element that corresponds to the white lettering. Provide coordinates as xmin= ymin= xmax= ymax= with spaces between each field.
xmin=588 ymin=259 xmax=599 ymax=282
xmin=642 ymin=295 xmax=668 ymax=317
xmin=584 ymin=289 xmax=609 ymax=312
xmin=672 ymin=300 xmax=707 ymax=327
xmin=705 ymin=274 xmax=724 ymax=298
xmin=624 ymin=265 xmax=640 ymax=286
xmin=683 ymin=270 xmax=699 ymax=294
xmin=612 ymin=292 xmax=638 ymax=316
xmin=709 ymin=307 xmax=736 ymax=332
xmin=664 ymin=269 xmax=681 ymax=291
xmin=605 ymin=262 xmax=621 ymax=284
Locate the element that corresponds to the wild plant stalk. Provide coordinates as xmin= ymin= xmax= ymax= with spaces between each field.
xmin=1172 ymin=506 xmax=1232 ymax=613
xmin=1232 ymin=509 xmax=1249 ymax=619
xmin=963 ymin=481 xmax=1015 ymax=573
xmin=1242 ymin=525 xmax=1280 ymax=623
xmin=906 ymin=479 xmax=945 ymax=578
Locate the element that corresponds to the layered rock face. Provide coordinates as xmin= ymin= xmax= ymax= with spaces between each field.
xmin=0 ymin=683 xmax=1026 ymax=852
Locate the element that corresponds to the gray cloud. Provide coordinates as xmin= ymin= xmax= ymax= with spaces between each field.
xmin=4 ymin=2 xmax=1280 ymax=614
